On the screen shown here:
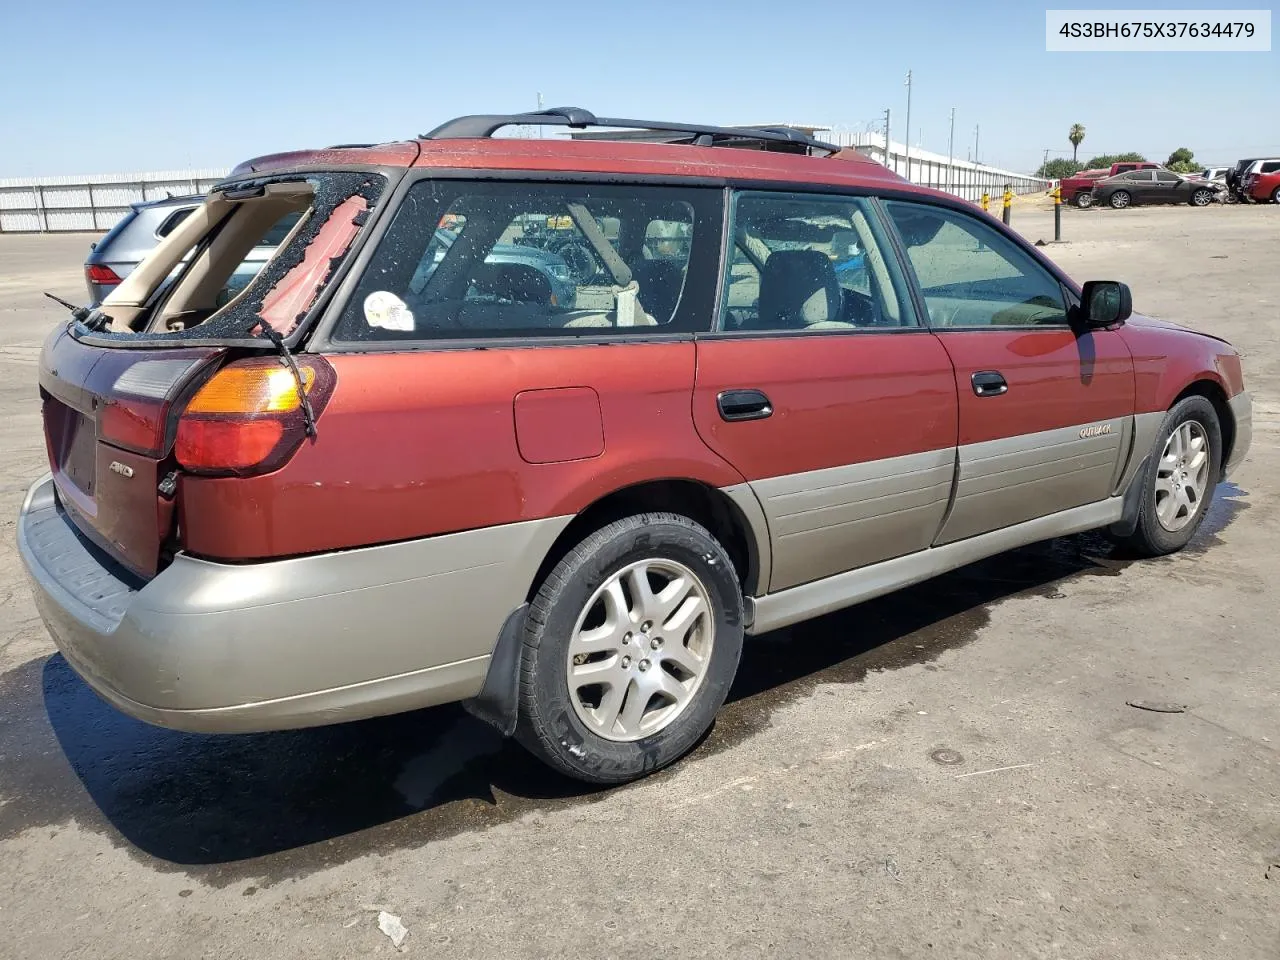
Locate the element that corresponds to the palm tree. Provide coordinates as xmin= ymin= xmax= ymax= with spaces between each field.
xmin=1069 ymin=123 xmax=1086 ymax=163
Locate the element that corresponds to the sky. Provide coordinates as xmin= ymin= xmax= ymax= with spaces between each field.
xmin=0 ymin=0 xmax=1276 ymax=178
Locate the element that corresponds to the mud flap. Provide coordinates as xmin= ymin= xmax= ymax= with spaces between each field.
xmin=1108 ymin=455 xmax=1149 ymax=537
xmin=461 ymin=603 xmax=528 ymax=736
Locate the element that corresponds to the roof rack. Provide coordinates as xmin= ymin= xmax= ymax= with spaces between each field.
xmin=421 ymin=107 xmax=841 ymax=155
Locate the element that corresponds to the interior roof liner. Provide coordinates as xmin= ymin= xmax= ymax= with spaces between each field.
xmin=75 ymin=171 xmax=387 ymax=349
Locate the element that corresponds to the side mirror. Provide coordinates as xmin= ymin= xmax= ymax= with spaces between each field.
xmin=1076 ymin=280 xmax=1132 ymax=329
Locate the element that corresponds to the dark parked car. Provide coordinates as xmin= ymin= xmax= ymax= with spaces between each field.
xmin=1091 ymin=169 xmax=1221 ymax=209
xmin=1224 ymin=157 xmax=1277 ymax=202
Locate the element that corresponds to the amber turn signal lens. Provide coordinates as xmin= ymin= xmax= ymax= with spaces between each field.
xmin=174 ymin=356 xmax=335 ymax=476
xmin=185 ymin=365 xmax=316 ymax=415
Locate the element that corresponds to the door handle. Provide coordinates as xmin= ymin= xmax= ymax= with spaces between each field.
xmin=717 ymin=388 xmax=773 ymax=422
xmin=971 ymin=371 xmax=1008 ymax=397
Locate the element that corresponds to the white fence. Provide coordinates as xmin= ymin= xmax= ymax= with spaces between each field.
xmin=830 ymin=132 xmax=1050 ymax=202
xmin=0 ymin=140 xmax=1048 ymax=233
xmin=0 ymin=168 xmax=230 ymax=233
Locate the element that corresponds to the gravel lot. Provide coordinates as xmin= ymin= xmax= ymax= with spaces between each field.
xmin=1 ymin=200 xmax=1277 ymax=959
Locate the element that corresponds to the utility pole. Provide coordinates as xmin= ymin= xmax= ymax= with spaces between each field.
xmin=536 ymin=91 xmax=544 ymax=138
xmin=903 ymin=70 xmax=913 ymax=182
xmin=974 ymin=124 xmax=980 ymax=165
xmin=946 ymin=107 xmax=955 ymax=195
xmin=883 ymin=107 xmax=892 ymax=172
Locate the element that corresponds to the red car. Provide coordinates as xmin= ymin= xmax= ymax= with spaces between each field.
xmin=1060 ymin=168 xmax=1110 ymax=207
xmin=1248 ymin=169 xmax=1280 ymax=203
xmin=18 ymin=108 xmax=1253 ymax=784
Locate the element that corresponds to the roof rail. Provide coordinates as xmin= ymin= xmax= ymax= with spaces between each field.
xmin=421 ymin=107 xmax=841 ymax=155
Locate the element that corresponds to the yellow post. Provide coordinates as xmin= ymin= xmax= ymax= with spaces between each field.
xmin=1053 ymin=185 xmax=1062 ymax=241
xmin=981 ymin=192 xmax=990 ymax=212
xmin=1001 ymin=186 xmax=1013 ymax=225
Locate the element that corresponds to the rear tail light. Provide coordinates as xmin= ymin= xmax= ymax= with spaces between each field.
xmin=86 ymin=263 xmax=122 ymax=286
xmin=101 ymin=357 xmax=209 ymax=456
xmin=175 ymin=356 xmax=335 ymax=475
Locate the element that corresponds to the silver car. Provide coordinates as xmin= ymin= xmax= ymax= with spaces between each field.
xmin=84 ymin=195 xmax=296 ymax=304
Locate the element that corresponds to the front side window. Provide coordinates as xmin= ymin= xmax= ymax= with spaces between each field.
xmin=334 ymin=180 xmax=716 ymax=341
xmin=719 ymin=192 xmax=915 ymax=333
xmin=1155 ymin=171 xmax=1180 ymax=182
xmin=884 ymin=200 xmax=1068 ymax=328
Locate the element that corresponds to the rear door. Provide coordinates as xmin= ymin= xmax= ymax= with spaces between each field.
xmin=1125 ymin=170 xmax=1158 ymax=203
xmin=882 ymin=199 xmax=1135 ymax=544
xmin=692 ymin=190 xmax=958 ymax=594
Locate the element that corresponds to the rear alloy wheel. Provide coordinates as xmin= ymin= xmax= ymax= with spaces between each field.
xmin=1272 ymin=186 xmax=1280 ymax=204
xmin=1191 ymin=188 xmax=1214 ymax=207
xmin=1109 ymin=190 xmax=1132 ymax=209
xmin=516 ymin=513 xmax=744 ymax=783
xmin=1119 ymin=395 xmax=1222 ymax=557
xmin=1074 ymin=192 xmax=1095 ymax=209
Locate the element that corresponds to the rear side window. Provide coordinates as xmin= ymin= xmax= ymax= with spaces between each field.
xmin=719 ymin=191 xmax=915 ymax=332
xmin=1262 ymin=161 xmax=1280 ymax=174
xmin=333 ymin=180 xmax=721 ymax=341
xmin=155 ymin=207 xmax=195 ymax=238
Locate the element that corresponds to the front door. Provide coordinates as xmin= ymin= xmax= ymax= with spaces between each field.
xmin=882 ymin=200 xmax=1135 ymax=544
xmin=692 ymin=191 xmax=958 ymax=593
xmin=1153 ymin=169 xmax=1186 ymax=203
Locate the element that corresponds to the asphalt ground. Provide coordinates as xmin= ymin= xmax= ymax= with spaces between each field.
xmin=0 ymin=198 xmax=1277 ymax=959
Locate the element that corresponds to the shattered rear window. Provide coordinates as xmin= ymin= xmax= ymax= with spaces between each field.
xmin=87 ymin=171 xmax=386 ymax=344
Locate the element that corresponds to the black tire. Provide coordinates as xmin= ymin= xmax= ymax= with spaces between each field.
xmin=1190 ymin=188 xmax=1214 ymax=207
xmin=1109 ymin=190 xmax=1132 ymax=209
xmin=1119 ymin=396 xmax=1222 ymax=557
xmin=516 ymin=513 xmax=744 ymax=784
xmin=1074 ymin=192 xmax=1094 ymax=209
xmin=1272 ymin=186 xmax=1280 ymax=204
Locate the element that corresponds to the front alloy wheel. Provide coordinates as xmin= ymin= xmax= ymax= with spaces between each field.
xmin=1154 ymin=420 xmax=1211 ymax=532
xmin=1117 ymin=395 xmax=1222 ymax=557
xmin=1191 ymin=188 xmax=1214 ymax=206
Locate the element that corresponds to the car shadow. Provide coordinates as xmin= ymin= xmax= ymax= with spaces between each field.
xmin=17 ymin=485 xmax=1244 ymax=881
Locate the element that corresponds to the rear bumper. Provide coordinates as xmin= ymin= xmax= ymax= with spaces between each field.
xmin=18 ymin=474 xmax=568 ymax=733
xmin=1224 ymin=390 xmax=1252 ymax=479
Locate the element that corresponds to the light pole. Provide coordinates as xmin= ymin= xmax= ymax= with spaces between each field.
xmin=883 ymin=107 xmax=892 ymax=171
xmin=974 ymin=124 xmax=980 ymax=165
xmin=946 ymin=107 xmax=955 ymax=195
xmin=903 ymin=70 xmax=913 ymax=182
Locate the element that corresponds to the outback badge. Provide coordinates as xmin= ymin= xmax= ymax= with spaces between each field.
xmin=1079 ymin=423 xmax=1113 ymax=439
xmin=108 ymin=461 xmax=134 ymax=478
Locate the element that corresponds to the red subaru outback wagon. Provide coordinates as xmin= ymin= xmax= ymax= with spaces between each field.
xmin=19 ymin=108 xmax=1252 ymax=784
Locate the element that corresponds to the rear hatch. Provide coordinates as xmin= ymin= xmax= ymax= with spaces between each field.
xmin=39 ymin=329 xmax=223 ymax=576
xmin=39 ymin=169 xmax=389 ymax=577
